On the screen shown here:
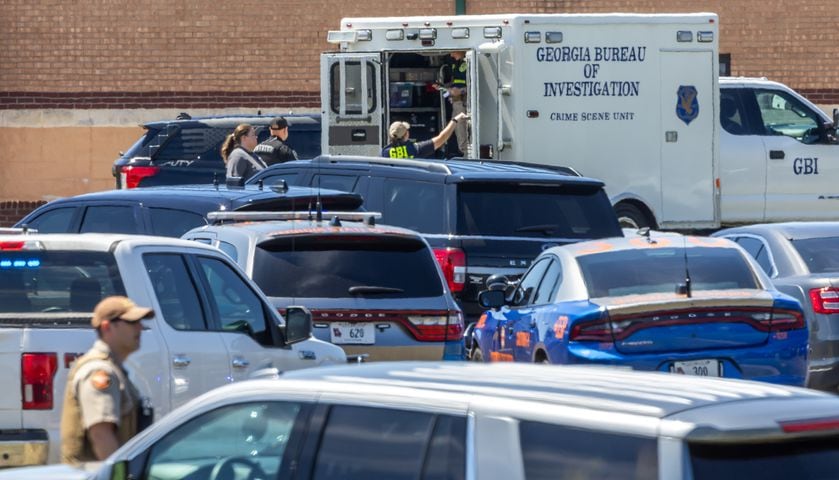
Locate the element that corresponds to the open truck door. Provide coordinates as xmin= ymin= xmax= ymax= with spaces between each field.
xmin=321 ymin=52 xmax=384 ymax=156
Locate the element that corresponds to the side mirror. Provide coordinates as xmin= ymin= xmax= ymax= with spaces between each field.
xmin=478 ymin=289 xmax=506 ymax=309
xmin=485 ymin=274 xmax=509 ymax=291
xmin=282 ymin=306 xmax=312 ymax=345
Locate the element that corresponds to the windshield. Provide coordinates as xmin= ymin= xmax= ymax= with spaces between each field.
xmin=577 ymin=247 xmax=759 ymax=298
xmin=252 ymin=235 xmax=444 ymax=298
xmin=791 ymin=237 xmax=839 ymax=274
xmin=0 ymin=251 xmax=125 ymax=316
xmin=456 ymin=183 xmax=620 ymax=239
xmin=690 ymin=437 xmax=839 ymax=479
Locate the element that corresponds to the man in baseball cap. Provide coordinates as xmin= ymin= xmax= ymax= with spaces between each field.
xmin=254 ymin=115 xmax=299 ymax=166
xmin=61 ymin=296 xmax=154 ymax=464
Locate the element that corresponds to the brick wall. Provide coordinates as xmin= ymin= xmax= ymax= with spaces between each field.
xmin=2 ymin=1 xmax=838 ymax=106
xmin=0 ymin=201 xmax=46 ymax=228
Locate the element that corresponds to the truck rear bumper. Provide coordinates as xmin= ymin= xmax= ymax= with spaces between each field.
xmin=0 ymin=430 xmax=49 ymax=467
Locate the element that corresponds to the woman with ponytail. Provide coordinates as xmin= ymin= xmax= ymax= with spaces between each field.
xmin=221 ymin=124 xmax=266 ymax=184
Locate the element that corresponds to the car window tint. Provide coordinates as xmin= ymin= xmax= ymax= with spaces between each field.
xmin=0 ymin=251 xmax=124 ymax=316
xmin=422 ymin=415 xmax=467 ymax=480
xmin=519 ymin=420 xmax=658 ymax=480
xmin=310 ymin=174 xmax=358 ymax=192
xmin=457 ymin=183 xmax=620 ymax=239
xmin=690 ymin=436 xmax=839 ymax=480
xmin=578 ymin=247 xmax=759 ymax=298
xmin=733 ymin=236 xmax=774 ymax=276
xmin=143 ymin=253 xmax=208 ymax=331
xmin=512 ymin=258 xmax=552 ymax=306
xmin=720 ymin=90 xmax=748 ymax=135
xmin=143 ymin=402 xmax=303 ymax=480
xmin=288 ymin=127 xmax=321 ymax=159
xmin=312 ymin=405 xmax=436 ymax=480
xmin=24 ymin=207 xmax=77 ymax=233
xmin=791 ymin=237 xmax=839 ymax=274
xmin=252 ymin=235 xmax=443 ymax=298
xmin=383 ymin=179 xmax=445 ymax=233
xmin=148 ymin=126 xmax=228 ymax=164
xmin=195 ymin=256 xmax=272 ymax=346
xmin=148 ymin=208 xmax=207 ymax=237
xmin=80 ymin=206 xmax=140 ymax=234
xmin=754 ymin=89 xmax=821 ymax=142
xmin=532 ymin=259 xmax=561 ymax=306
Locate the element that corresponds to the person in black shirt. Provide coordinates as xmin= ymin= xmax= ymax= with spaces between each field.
xmin=254 ymin=116 xmax=298 ymax=166
xmin=381 ymin=112 xmax=467 ymax=159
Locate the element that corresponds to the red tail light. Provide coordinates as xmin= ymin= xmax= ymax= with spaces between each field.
xmin=0 ymin=241 xmax=25 ymax=251
xmin=21 ymin=353 xmax=58 ymax=410
xmin=763 ymin=309 xmax=806 ymax=332
xmin=433 ymin=247 xmax=466 ymax=293
xmin=780 ymin=417 xmax=839 ymax=433
xmin=406 ymin=311 xmax=464 ymax=342
xmin=809 ymin=287 xmax=839 ymax=314
xmin=121 ymin=165 xmax=160 ymax=189
xmin=569 ymin=317 xmax=612 ymax=342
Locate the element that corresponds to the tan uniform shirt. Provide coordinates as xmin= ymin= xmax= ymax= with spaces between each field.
xmin=60 ymin=340 xmax=139 ymax=465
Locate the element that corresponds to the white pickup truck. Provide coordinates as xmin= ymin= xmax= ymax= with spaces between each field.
xmin=0 ymin=233 xmax=346 ymax=467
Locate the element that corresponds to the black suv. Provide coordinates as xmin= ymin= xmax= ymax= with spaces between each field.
xmin=247 ymin=156 xmax=623 ymax=322
xmin=112 ymin=113 xmax=321 ymax=189
xmin=15 ymin=183 xmax=363 ymax=238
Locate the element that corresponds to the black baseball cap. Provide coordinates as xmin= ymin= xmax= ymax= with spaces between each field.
xmin=270 ymin=116 xmax=288 ymax=129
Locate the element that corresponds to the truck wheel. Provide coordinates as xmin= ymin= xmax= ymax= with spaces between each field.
xmin=615 ymin=203 xmax=651 ymax=230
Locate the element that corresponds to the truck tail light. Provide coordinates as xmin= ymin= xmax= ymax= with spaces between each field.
xmin=809 ymin=287 xmax=839 ymax=314
xmin=121 ymin=165 xmax=160 ymax=189
xmin=21 ymin=353 xmax=58 ymax=410
xmin=433 ymin=247 xmax=466 ymax=293
xmin=406 ymin=311 xmax=464 ymax=342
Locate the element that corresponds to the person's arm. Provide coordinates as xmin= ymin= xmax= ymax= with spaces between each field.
xmin=431 ymin=112 xmax=468 ymax=150
xmin=87 ymin=422 xmax=121 ymax=460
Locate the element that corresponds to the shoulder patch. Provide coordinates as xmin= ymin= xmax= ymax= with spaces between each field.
xmin=90 ymin=370 xmax=111 ymax=391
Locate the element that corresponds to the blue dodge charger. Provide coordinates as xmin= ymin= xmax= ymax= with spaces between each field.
xmin=473 ymin=234 xmax=808 ymax=386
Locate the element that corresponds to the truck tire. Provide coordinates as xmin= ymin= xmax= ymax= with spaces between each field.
xmin=615 ymin=203 xmax=651 ymax=230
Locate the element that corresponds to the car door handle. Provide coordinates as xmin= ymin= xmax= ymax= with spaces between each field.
xmin=769 ymin=150 xmax=785 ymax=160
xmin=172 ymin=355 xmax=191 ymax=368
xmin=232 ymin=357 xmax=250 ymax=369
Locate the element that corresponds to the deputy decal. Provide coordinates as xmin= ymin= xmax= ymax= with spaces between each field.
xmin=676 ymin=85 xmax=699 ymax=125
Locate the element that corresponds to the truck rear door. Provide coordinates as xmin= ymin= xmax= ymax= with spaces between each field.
xmin=321 ymin=53 xmax=383 ymax=156
xmin=659 ymin=50 xmax=718 ymax=227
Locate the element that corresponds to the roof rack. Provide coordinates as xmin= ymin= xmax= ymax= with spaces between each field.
xmin=313 ymin=155 xmax=452 ymax=174
xmin=207 ymin=211 xmax=382 ymax=225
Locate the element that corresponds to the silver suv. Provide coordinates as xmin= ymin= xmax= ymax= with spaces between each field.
xmin=183 ymin=212 xmax=464 ymax=361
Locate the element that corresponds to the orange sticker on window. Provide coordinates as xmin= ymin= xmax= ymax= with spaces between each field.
xmin=553 ymin=315 xmax=569 ymax=339
xmin=516 ymin=331 xmax=531 ymax=347
xmin=90 ymin=370 xmax=111 ymax=391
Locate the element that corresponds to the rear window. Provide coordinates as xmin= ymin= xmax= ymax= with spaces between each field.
xmin=791 ymin=237 xmax=839 ymax=274
xmin=456 ymin=183 xmax=620 ymax=239
xmin=0 ymin=251 xmax=125 ymax=315
xmin=689 ymin=436 xmax=839 ymax=479
xmin=251 ymin=234 xmax=444 ymax=298
xmin=577 ymin=247 xmax=759 ymax=298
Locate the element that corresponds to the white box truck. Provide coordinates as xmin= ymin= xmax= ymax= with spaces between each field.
xmin=322 ymin=13 xmax=721 ymax=229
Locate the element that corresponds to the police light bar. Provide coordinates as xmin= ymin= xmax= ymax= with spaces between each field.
xmin=207 ymin=211 xmax=382 ymax=224
xmin=386 ymin=29 xmax=404 ymax=40
xmin=327 ymin=30 xmax=357 ymax=44
xmin=451 ymin=27 xmax=470 ymax=39
xmin=697 ymin=31 xmax=714 ymax=42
